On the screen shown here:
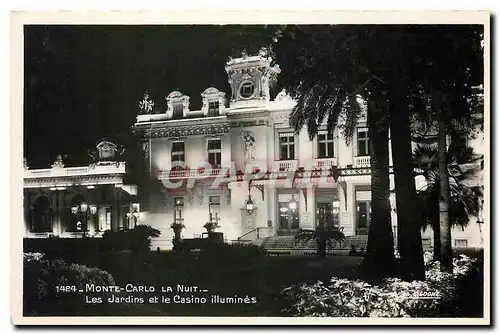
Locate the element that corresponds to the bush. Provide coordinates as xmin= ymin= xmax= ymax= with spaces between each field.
xmin=280 ymin=253 xmax=479 ymax=317
xmin=102 ymin=225 xmax=160 ymax=253
xmin=23 ymin=253 xmax=116 ymax=316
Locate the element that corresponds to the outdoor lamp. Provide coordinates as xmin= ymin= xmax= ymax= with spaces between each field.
xmin=245 ymin=183 xmax=255 ymax=213
xmin=245 ymin=195 xmax=255 ymax=213
xmin=332 ymin=199 xmax=340 ymax=214
xmin=71 ymin=206 xmax=78 ymax=214
xmin=289 ymin=194 xmax=297 ymax=211
xmin=80 ymin=202 xmax=88 ymax=212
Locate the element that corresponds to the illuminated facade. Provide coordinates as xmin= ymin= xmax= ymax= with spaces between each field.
xmin=23 ymin=140 xmax=139 ymax=238
xmin=131 ymin=50 xmax=484 ymax=251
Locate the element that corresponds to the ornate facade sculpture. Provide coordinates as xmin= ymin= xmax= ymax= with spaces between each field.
xmin=51 ymin=154 xmax=64 ymax=169
xmin=241 ymin=130 xmax=256 ymax=163
xmin=138 ymin=91 xmax=155 ymax=114
xmin=96 ymin=140 xmax=118 ymax=163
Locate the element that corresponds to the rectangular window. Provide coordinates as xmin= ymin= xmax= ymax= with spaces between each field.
xmin=207 ymin=139 xmax=222 ymax=167
xmin=172 ymin=103 xmax=183 ymax=118
xmin=357 ymin=128 xmax=370 ymax=156
xmin=173 ymin=197 xmax=184 ymax=223
xmin=317 ymin=131 xmax=335 ymax=158
xmin=279 ymin=133 xmax=295 ymax=160
xmin=454 ymin=239 xmax=468 ymax=248
xmin=356 ymin=201 xmax=371 ymax=230
xmin=98 ymin=207 xmax=112 ymax=232
xmin=209 ymin=196 xmax=221 ymax=222
xmin=171 ymin=141 xmax=185 ymax=168
xmin=208 ymin=101 xmax=220 ymax=117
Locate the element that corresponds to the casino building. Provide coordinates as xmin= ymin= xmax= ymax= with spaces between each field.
xmin=22 ymin=49 xmax=484 ymax=252
xmin=132 ymin=49 xmax=485 ymax=251
xmin=23 ymin=140 xmax=139 ymax=238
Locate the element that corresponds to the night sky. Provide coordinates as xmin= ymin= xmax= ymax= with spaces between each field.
xmin=23 ymin=25 xmax=276 ymax=168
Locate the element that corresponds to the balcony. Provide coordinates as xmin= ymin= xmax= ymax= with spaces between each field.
xmin=273 ymin=160 xmax=298 ymax=172
xmin=354 ymin=156 xmax=371 ymax=167
xmin=25 ymin=163 xmax=126 ymax=178
xmin=158 ymin=167 xmax=225 ymax=180
xmin=314 ymin=157 xmax=338 ymax=169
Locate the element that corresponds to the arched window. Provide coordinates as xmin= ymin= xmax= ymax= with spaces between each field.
xmin=32 ymin=196 xmax=52 ymax=233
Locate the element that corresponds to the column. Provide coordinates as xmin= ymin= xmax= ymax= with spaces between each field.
xmin=341 ymin=182 xmax=355 ymax=236
xmin=117 ymin=189 xmax=123 ymax=229
xmin=112 ymin=186 xmax=119 ymax=231
xmin=53 ymin=190 xmax=60 ymax=235
xmin=23 ymin=189 xmax=30 ymax=235
xmin=267 ymin=186 xmax=276 ymax=236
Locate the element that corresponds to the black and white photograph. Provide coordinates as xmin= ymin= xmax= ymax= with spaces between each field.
xmin=10 ymin=11 xmax=490 ymax=325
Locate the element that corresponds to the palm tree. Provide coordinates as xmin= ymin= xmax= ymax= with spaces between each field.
xmin=294 ymin=226 xmax=345 ymax=258
xmin=414 ymin=141 xmax=483 ymax=262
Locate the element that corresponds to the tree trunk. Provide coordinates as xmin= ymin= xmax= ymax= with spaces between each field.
xmin=432 ymin=220 xmax=442 ymax=262
xmin=360 ymin=99 xmax=396 ymax=283
xmin=389 ymin=95 xmax=426 ymax=281
xmin=438 ymin=118 xmax=453 ymax=272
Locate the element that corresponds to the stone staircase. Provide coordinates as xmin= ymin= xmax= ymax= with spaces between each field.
xmin=256 ymin=235 xmax=369 ymax=256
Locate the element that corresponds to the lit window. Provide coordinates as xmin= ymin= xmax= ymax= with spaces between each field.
xmin=357 ymin=128 xmax=370 ymax=156
xmin=98 ymin=207 xmax=112 ymax=232
xmin=278 ymin=200 xmax=299 ymax=230
xmin=209 ymin=196 xmax=221 ymax=222
xmin=171 ymin=141 xmax=185 ymax=168
xmin=208 ymin=101 xmax=220 ymax=117
xmin=172 ymin=103 xmax=183 ymax=118
xmin=279 ymin=133 xmax=295 ymax=160
xmin=173 ymin=197 xmax=184 ymax=223
xmin=207 ymin=139 xmax=222 ymax=167
xmin=356 ymin=201 xmax=371 ymax=230
xmin=318 ymin=131 xmax=335 ymax=158
xmin=316 ymin=202 xmax=339 ymax=229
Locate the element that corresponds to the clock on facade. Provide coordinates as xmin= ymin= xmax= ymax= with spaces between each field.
xmin=239 ymin=81 xmax=255 ymax=99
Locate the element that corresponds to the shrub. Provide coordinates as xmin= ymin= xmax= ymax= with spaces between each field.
xmin=102 ymin=225 xmax=160 ymax=253
xmin=129 ymin=225 xmax=161 ymax=252
xmin=280 ymin=253 xmax=479 ymax=317
xmin=23 ymin=254 xmax=116 ymax=316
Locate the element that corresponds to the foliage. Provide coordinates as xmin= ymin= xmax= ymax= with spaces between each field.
xmin=23 ymin=254 xmax=116 ymax=316
xmin=280 ymin=253 xmax=479 ymax=317
xmin=102 ymin=225 xmax=160 ymax=253
xmin=414 ymin=142 xmax=483 ymax=230
xmin=203 ymin=221 xmax=220 ymax=232
xmin=170 ymin=222 xmax=186 ymax=230
xmin=294 ymin=227 xmax=346 ymax=249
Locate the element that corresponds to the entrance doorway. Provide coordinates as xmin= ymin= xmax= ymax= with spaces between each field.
xmin=277 ymin=201 xmax=299 ymax=235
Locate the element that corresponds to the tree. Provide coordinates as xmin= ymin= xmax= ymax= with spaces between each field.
xmin=272 ymin=26 xmax=397 ymax=281
xmin=414 ymin=140 xmax=483 ymax=262
xmin=409 ymin=25 xmax=484 ymax=271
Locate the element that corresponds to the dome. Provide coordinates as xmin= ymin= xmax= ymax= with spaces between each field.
xmin=167 ymin=91 xmax=184 ymax=99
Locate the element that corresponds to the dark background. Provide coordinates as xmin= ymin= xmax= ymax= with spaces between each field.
xmin=23 ymin=25 xmax=278 ymax=168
